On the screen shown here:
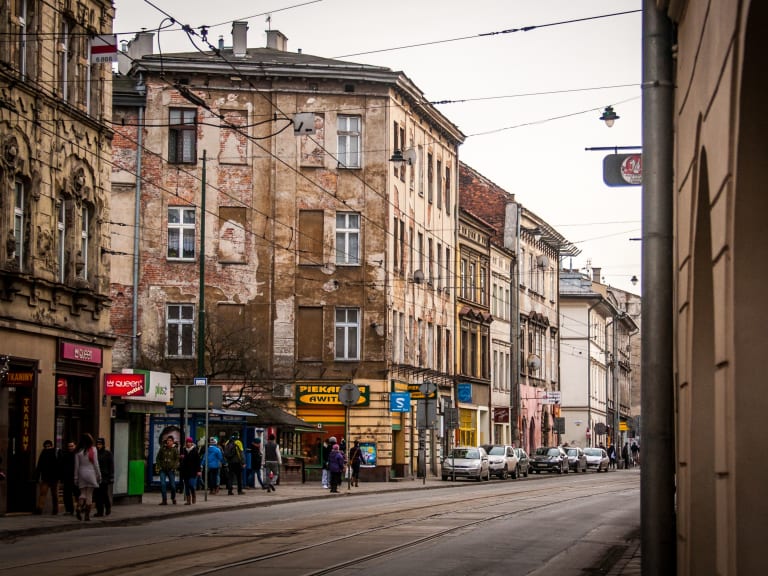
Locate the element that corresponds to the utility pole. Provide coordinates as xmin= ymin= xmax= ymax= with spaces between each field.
xmin=642 ymin=2 xmax=676 ymax=572
xmin=198 ymin=150 xmax=208 ymax=501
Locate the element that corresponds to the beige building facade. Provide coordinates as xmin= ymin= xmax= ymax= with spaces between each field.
xmin=0 ymin=0 xmax=115 ymax=514
xmin=665 ymin=1 xmax=767 ymax=573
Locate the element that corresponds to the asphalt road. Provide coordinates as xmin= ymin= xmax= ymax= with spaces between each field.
xmin=0 ymin=471 xmax=640 ymax=576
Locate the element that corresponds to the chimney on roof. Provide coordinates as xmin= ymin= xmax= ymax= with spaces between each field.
xmin=117 ymin=30 xmax=154 ymax=75
xmin=592 ymin=267 xmax=602 ymax=283
xmin=266 ymin=30 xmax=288 ymax=51
xmin=232 ymin=21 xmax=248 ymax=57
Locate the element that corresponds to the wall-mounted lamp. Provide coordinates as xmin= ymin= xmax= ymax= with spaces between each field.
xmin=599 ymin=105 xmax=620 ymax=127
xmin=521 ymin=226 xmax=543 ymax=242
xmin=630 ymin=275 xmax=638 ymax=286
xmin=389 ymin=148 xmax=417 ymax=167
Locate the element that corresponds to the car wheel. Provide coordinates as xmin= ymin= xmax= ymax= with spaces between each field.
xmin=500 ymin=467 xmax=508 ymax=480
xmin=512 ymin=465 xmax=519 ymax=479
xmin=442 ymin=475 xmax=448 ymax=481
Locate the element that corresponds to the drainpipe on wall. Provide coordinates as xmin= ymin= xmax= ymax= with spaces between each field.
xmin=131 ymin=102 xmax=144 ymax=367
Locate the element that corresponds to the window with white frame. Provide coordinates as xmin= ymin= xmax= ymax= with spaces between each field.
xmin=335 ymin=307 xmax=360 ymax=360
xmin=13 ymin=180 xmax=24 ymax=270
xmin=337 ymin=115 xmax=361 ymax=168
xmin=169 ymin=108 xmax=197 ymax=164
xmin=168 ymin=207 xmax=196 ymax=260
xmin=79 ymin=205 xmax=89 ymax=280
xmin=57 ymin=201 xmax=66 ymax=282
xmin=167 ymin=304 xmax=195 ymax=357
xmin=335 ymin=212 xmax=360 ymax=265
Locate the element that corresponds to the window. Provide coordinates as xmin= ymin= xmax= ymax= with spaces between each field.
xmin=337 ymin=115 xmax=361 ymax=168
xmin=58 ymin=18 xmax=70 ymax=101
xmin=14 ymin=0 xmax=36 ymax=79
xmin=13 ymin=180 xmax=24 ymax=270
xmin=167 ymin=304 xmax=195 ymax=357
xmin=427 ymin=238 xmax=433 ymax=283
xmin=299 ymin=210 xmax=324 ymax=265
xmin=335 ymin=308 xmax=360 ymax=360
xmin=479 ymin=266 xmax=487 ymax=306
xmin=168 ymin=207 xmax=196 ymax=260
xmin=436 ymin=159 xmax=442 ymax=209
xmin=57 ymin=200 xmax=67 ymax=282
xmin=298 ymin=307 xmax=323 ymax=360
xmin=445 ymin=165 xmax=451 ymax=214
xmin=79 ymin=205 xmax=89 ymax=280
xmin=335 ymin=212 xmax=360 ymax=265
xmin=169 ymin=108 xmax=197 ymax=164
xmin=427 ymin=153 xmax=434 ymax=203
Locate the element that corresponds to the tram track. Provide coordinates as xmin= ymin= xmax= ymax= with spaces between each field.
xmin=0 ymin=475 xmax=639 ymax=576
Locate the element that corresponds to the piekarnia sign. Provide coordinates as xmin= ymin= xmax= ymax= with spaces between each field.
xmin=105 ymin=373 xmax=146 ymax=397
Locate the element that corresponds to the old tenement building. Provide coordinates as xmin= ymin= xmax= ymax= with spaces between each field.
xmin=112 ymin=26 xmax=463 ymax=480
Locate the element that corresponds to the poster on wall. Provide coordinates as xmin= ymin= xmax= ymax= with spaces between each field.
xmin=150 ymin=423 xmax=181 ymax=482
xmin=359 ymin=442 xmax=377 ymax=467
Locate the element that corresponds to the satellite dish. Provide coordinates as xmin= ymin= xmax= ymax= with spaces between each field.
xmin=527 ymin=354 xmax=542 ymax=370
xmin=411 ymin=269 xmax=424 ymax=284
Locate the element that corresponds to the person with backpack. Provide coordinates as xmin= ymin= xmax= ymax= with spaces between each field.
xmin=223 ymin=432 xmax=244 ymax=495
xmin=203 ymin=437 xmax=225 ymax=495
xmin=348 ymin=440 xmax=364 ymax=487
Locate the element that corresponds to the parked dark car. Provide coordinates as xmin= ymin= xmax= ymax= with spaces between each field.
xmin=566 ymin=446 xmax=588 ymax=473
xmin=530 ymin=446 xmax=569 ymax=474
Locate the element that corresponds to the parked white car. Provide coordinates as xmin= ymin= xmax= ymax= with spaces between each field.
xmin=483 ymin=444 xmax=521 ymax=479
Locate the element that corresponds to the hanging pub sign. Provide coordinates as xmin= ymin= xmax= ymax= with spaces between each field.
xmin=603 ymin=153 xmax=642 ymax=186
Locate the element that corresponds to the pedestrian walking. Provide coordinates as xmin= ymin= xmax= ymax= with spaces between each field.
xmin=328 ymin=443 xmax=345 ymax=493
xmin=322 ymin=436 xmax=336 ymax=489
xmin=249 ymin=437 xmax=264 ymax=489
xmin=94 ymin=438 xmax=114 ymax=517
xmin=223 ymin=433 xmax=245 ymax=495
xmin=74 ymin=433 xmax=101 ymax=521
xmin=630 ymin=441 xmax=640 ymax=467
xmin=34 ymin=440 xmax=59 ymax=515
xmin=621 ymin=442 xmax=630 ymax=469
xmin=348 ymin=440 xmax=363 ymax=487
xmin=180 ymin=437 xmax=201 ymax=504
xmin=606 ymin=443 xmax=616 ymax=470
xmin=156 ymin=435 xmax=179 ymax=505
xmin=58 ymin=440 xmax=79 ymax=515
xmin=263 ymin=433 xmax=281 ymax=492
xmin=203 ymin=437 xmax=225 ymax=494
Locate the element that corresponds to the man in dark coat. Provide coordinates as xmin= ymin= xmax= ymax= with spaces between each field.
xmin=249 ymin=437 xmax=264 ymax=489
xmin=35 ymin=440 xmax=59 ymax=514
xmin=58 ymin=440 xmax=79 ymax=515
xmin=94 ymin=438 xmax=114 ymax=516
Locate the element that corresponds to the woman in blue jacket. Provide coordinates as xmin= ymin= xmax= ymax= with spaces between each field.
xmin=202 ymin=437 xmax=224 ymax=494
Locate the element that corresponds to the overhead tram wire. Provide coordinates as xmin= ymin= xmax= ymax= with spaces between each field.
xmin=333 ymin=9 xmax=642 ymax=58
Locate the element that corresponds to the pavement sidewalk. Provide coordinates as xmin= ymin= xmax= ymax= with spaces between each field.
xmin=0 ymin=477 xmax=641 ymax=575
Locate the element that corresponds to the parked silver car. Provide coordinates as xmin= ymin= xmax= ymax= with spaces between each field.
xmin=513 ymin=448 xmax=530 ymax=477
xmin=584 ymin=447 xmax=610 ymax=472
xmin=566 ymin=446 xmax=588 ymax=473
xmin=484 ymin=445 xmax=521 ymax=479
xmin=442 ymin=446 xmax=490 ymax=481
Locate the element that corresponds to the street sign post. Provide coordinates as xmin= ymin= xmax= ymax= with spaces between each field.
xmin=338 ymin=383 xmax=360 ymax=491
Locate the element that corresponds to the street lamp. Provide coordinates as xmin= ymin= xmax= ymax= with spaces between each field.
xmin=389 ymin=148 xmax=417 ymax=167
xmin=599 ymin=105 xmax=620 ymax=128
